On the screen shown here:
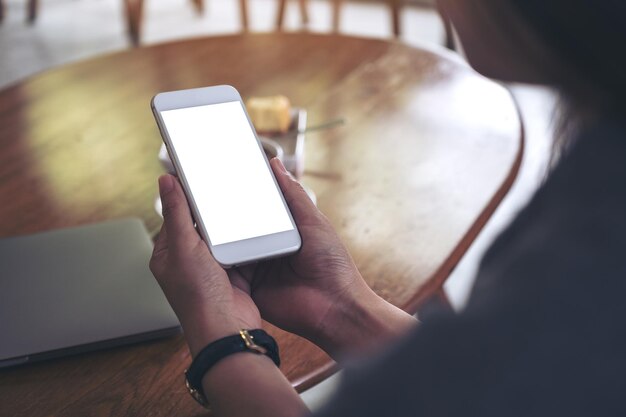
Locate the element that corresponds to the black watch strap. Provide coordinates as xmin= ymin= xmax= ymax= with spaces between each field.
xmin=185 ymin=329 xmax=280 ymax=408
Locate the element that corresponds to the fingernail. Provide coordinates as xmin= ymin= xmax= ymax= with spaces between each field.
xmin=158 ymin=175 xmax=174 ymax=197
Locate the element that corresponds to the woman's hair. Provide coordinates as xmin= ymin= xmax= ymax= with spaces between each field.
xmin=512 ymin=0 xmax=626 ymax=110
xmin=506 ymin=1 xmax=626 ymax=159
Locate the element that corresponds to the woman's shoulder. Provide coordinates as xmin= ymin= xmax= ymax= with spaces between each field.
xmin=469 ymin=116 xmax=626 ymax=308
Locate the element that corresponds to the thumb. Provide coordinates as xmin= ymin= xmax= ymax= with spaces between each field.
xmin=270 ymin=158 xmax=322 ymax=227
xmin=158 ymin=174 xmax=201 ymax=249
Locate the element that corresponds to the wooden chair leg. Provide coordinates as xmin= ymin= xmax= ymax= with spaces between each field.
xmin=274 ymin=0 xmax=309 ymax=31
xmin=275 ymin=0 xmax=286 ymax=31
xmin=124 ymin=0 xmax=144 ymax=47
xmin=27 ymin=0 xmax=38 ymax=24
xmin=239 ymin=0 xmax=249 ymax=32
xmin=190 ymin=0 xmax=204 ymax=14
xmin=331 ymin=0 xmax=342 ymax=33
xmin=442 ymin=13 xmax=455 ymax=50
xmin=389 ymin=0 xmax=400 ymax=37
xmin=298 ymin=0 xmax=309 ymax=26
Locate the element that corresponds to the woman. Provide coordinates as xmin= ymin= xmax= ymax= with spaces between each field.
xmin=150 ymin=1 xmax=626 ymax=416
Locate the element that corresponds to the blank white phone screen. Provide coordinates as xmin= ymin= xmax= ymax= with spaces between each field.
xmin=160 ymin=101 xmax=294 ymax=246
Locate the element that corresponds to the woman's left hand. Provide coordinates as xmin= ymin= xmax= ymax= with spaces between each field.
xmin=149 ymin=174 xmax=261 ymax=357
xmin=150 ymin=175 xmax=309 ymax=417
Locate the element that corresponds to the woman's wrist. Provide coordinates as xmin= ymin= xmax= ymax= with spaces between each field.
xmin=313 ymin=285 xmax=418 ymax=360
xmin=183 ymin=320 xmax=241 ymax=358
xmin=177 ymin=303 xmax=260 ymax=358
xmin=201 ymin=352 xmax=308 ymax=417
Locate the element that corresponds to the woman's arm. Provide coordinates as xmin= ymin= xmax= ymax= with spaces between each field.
xmin=312 ymin=283 xmax=418 ymax=360
xmin=150 ymin=174 xmax=308 ymax=417
xmin=248 ymin=159 xmax=418 ymax=360
xmin=149 ymin=163 xmax=416 ymax=416
xmin=201 ymin=352 xmax=307 ymax=417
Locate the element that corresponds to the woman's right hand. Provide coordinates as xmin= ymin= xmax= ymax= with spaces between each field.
xmin=238 ymin=159 xmax=417 ymax=359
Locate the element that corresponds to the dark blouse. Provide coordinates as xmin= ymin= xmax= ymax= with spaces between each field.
xmin=314 ymin=119 xmax=626 ymax=416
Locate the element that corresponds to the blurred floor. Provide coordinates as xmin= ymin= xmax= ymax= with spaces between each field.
xmin=0 ymin=0 xmax=556 ymax=410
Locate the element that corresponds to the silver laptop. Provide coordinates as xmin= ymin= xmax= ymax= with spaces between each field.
xmin=0 ymin=218 xmax=180 ymax=368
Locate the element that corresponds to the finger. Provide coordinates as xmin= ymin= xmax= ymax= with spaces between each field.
xmin=149 ymin=223 xmax=167 ymax=277
xmin=158 ymin=174 xmax=201 ymax=249
xmin=152 ymin=222 xmax=168 ymax=257
xmin=270 ymin=158 xmax=321 ymax=227
xmin=231 ymin=263 xmax=257 ymax=285
xmin=227 ymin=268 xmax=252 ymax=295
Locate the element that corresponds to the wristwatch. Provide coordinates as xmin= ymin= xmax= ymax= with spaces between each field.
xmin=184 ymin=329 xmax=281 ymax=408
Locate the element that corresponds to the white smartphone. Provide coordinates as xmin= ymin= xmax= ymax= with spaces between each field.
xmin=151 ymin=85 xmax=301 ymax=267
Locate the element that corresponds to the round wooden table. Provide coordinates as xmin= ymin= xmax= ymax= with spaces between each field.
xmin=0 ymin=33 xmax=522 ymax=416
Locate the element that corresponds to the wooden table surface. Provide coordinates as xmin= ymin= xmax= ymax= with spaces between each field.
xmin=0 ymin=33 xmax=522 ymax=416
